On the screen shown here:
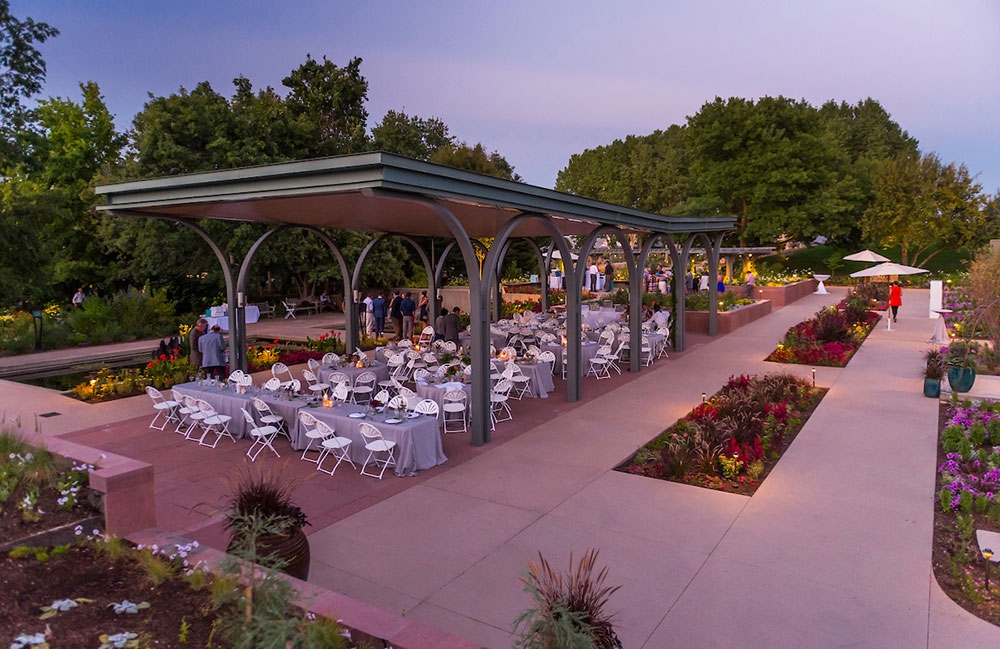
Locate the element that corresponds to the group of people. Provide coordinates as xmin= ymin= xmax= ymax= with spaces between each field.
xmin=356 ymin=290 xmax=463 ymax=344
xmin=585 ymin=258 xmax=615 ymax=292
xmin=188 ymin=318 xmax=227 ymax=379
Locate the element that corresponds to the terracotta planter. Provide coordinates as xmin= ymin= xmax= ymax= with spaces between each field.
xmin=947 ymin=367 xmax=976 ymax=393
xmin=229 ymin=527 xmax=310 ymax=580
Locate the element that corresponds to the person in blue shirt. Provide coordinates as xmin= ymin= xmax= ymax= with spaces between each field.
xmin=198 ymin=325 xmax=227 ymax=378
xmin=371 ymin=292 xmax=387 ymax=338
xmin=399 ymin=291 xmax=416 ymax=341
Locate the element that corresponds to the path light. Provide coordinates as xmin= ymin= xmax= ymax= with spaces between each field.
xmin=812 ymin=368 xmax=816 ymax=387
xmin=701 ymin=392 xmax=707 ymax=404
xmin=985 ymin=548 xmax=994 ymax=599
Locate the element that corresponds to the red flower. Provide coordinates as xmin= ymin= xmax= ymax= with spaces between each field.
xmin=159 ymin=354 xmax=167 ymax=360
xmin=273 ymin=339 xmax=280 ymax=344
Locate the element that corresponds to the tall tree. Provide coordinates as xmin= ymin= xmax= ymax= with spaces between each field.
xmin=684 ymin=96 xmax=853 ymax=246
xmin=0 ymin=0 xmax=58 ymax=162
xmin=862 ymin=153 xmax=987 ymax=267
xmin=371 ymin=109 xmax=451 ymax=160
xmin=282 ymin=55 xmax=369 ymax=157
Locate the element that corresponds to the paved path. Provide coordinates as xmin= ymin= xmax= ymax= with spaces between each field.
xmin=302 ymin=288 xmax=1000 ymax=649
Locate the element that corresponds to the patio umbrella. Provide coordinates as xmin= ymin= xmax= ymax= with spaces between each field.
xmin=849 ymin=261 xmax=928 ymax=278
xmin=843 ymin=249 xmax=890 ymax=263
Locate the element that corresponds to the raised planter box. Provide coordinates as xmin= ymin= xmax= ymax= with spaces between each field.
xmin=685 ymin=300 xmax=772 ymax=334
xmin=752 ymin=279 xmax=817 ymax=308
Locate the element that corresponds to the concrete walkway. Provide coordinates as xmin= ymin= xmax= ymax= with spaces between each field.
xmin=3 ymin=290 xmax=1000 ymax=647
xmin=300 ymin=289 xmax=1000 ymax=649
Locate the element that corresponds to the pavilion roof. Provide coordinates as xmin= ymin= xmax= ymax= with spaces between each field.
xmin=95 ymin=152 xmax=735 ymax=239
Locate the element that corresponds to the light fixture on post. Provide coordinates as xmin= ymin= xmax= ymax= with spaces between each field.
xmin=812 ymin=368 xmax=816 ymax=387
xmin=701 ymin=392 xmax=707 ymax=404
xmin=985 ymin=547 xmax=994 ymax=599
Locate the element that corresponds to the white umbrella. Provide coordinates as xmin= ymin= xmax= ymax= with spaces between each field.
xmin=849 ymin=261 xmax=928 ymax=278
xmin=543 ymin=247 xmax=578 ymax=261
xmin=843 ymin=249 xmax=890 ymax=263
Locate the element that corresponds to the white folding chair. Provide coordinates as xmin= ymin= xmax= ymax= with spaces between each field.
xmin=413 ymin=399 xmax=439 ymax=421
xmin=358 ymin=422 xmax=396 ymax=479
xmin=412 ymin=368 xmax=431 ymax=383
xmin=271 ymin=362 xmax=294 ymax=388
xmin=330 ymin=382 xmax=349 ymax=403
xmin=374 ymin=388 xmax=391 ymax=405
xmin=322 ymin=352 xmax=341 ymax=366
xmin=171 ymin=389 xmax=198 ymax=434
xmin=503 ymin=363 xmax=532 ymax=400
xmin=418 ymin=326 xmax=434 ymax=345
xmin=241 ymin=408 xmax=279 ymax=461
xmin=442 ymin=389 xmax=468 ymax=433
xmin=440 ymin=341 xmax=457 ymax=353
xmin=252 ymin=397 xmax=287 ymax=438
xmin=640 ymin=336 xmax=654 ymax=367
xmin=387 ymin=394 xmax=408 ymax=411
xmin=537 ymin=350 xmax=557 ymax=376
xmin=297 ymin=410 xmax=327 ymax=463
xmin=262 ymin=377 xmax=281 ymax=391
xmin=351 ymin=371 xmax=376 ymax=404
xmin=227 ymin=370 xmax=248 ymax=385
xmin=144 ymin=386 xmax=179 ymax=431
xmin=180 ymin=395 xmax=207 ymax=439
xmin=302 ymin=369 xmax=330 ymax=394
xmin=490 ymin=378 xmax=514 ymax=427
xmin=307 ymin=358 xmax=320 ymax=373
xmin=315 ymin=419 xmax=356 ymax=476
xmin=282 ymin=299 xmax=298 ymax=319
xmin=196 ymin=399 xmax=235 ymax=448
xmin=587 ymin=345 xmax=612 ymax=380
xmin=655 ymin=325 xmax=671 ymax=359
xmin=601 ymin=340 xmax=624 ymax=375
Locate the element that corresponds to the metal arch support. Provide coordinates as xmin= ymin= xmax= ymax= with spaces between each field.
xmin=359 ymin=191 xmax=488 ymax=445
xmin=482 ymin=213 xmax=579 ymax=400
xmin=351 ymin=231 xmax=436 ymax=347
xmin=694 ymin=232 xmax=726 ymax=337
xmin=576 ymin=226 xmax=640 ymax=373
xmin=296 ymin=226 xmax=356 ymax=349
xmin=493 ymin=237 xmax=547 ymax=319
xmin=160 ymin=216 xmax=239 ymax=369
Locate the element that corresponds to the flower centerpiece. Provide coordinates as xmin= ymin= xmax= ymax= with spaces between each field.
xmin=352 ymin=347 xmax=368 ymax=368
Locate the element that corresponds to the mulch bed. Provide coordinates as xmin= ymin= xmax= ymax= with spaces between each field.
xmin=0 ymin=544 xmax=223 ymax=648
xmin=0 ymin=483 xmax=101 ymax=546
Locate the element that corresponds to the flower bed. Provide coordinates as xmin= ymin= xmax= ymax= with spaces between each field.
xmin=71 ymin=351 xmax=195 ymax=403
xmin=617 ymin=373 xmax=825 ymax=495
xmin=685 ymin=299 xmax=773 ymax=335
xmin=765 ymin=299 xmax=879 ymax=367
xmin=933 ymin=398 xmax=1000 ymax=623
xmin=752 ymin=279 xmax=817 ymax=308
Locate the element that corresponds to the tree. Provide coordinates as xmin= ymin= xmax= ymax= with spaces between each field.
xmin=371 ymin=109 xmax=451 ymax=160
xmin=862 ymin=152 xmax=987 ymax=267
xmin=282 ymin=55 xmax=369 ymax=157
xmin=429 ymin=141 xmax=520 ymax=181
xmin=555 ymin=126 xmax=691 ymax=213
xmin=0 ymin=0 xmax=58 ymax=161
xmin=684 ymin=96 xmax=855 ymax=246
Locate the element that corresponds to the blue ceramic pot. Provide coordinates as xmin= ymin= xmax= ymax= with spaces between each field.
xmin=947 ymin=366 xmax=976 ymax=393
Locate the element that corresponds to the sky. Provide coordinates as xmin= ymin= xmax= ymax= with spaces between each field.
xmin=16 ymin=0 xmax=1000 ymax=194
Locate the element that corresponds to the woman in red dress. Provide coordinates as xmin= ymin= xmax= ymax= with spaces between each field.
xmin=888 ymin=281 xmax=902 ymax=323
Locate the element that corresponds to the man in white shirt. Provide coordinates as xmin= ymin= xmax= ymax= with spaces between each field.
xmin=588 ymin=260 xmax=599 ymax=292
xmin=362 ymin=293 xmax=374 ymax=336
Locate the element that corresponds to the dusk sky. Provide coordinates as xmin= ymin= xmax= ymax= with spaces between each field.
xmin=19 ymin=0 xmax=1000 ymax=194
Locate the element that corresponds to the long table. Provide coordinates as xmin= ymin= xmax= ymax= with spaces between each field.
xmin=171 ymin=381 xmax=446 ymax=477
xmin=303 ymin=403 xmax=446 ymax=477
xmin=490 ymin=358 xmax=554 ymax=398
xmin=544 ymin=341 xmax=601 ymax=377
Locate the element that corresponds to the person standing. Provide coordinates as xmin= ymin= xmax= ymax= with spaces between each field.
xmin=889 ymin=281 xmax=902 ymax=323
xmin=443 ymin=306 xmax=461 ymax=346
xmin=389 ymin=290 xmax=403 ymax=339
xmin=72 ymin=288 xmax=85 ymax=309
xmin=434 ymin=308 xmax=447 ymax=341
xmin=588 ymin=259 xmax=599 ymax=292
xmin=198 ymin=324 xmax=227 ymax=379
xmin=744 ymin=269 xmax=756 ymax=299
xmin=717 ymin=273 xmax=726 ymax=293
xmin=603 ymin=260 xmax=614 ymax=292
xmin=400 ymin=291 xmax=416 ymax=341
xmin=418 ymin=290 xmax=429 ymax=324
xmin=189 ymin=318 xmax=208 ymax=370
xmin=372 ymin=292 xmax=387 ymax=338
xmin=362 ymin=293 xmax=374 ymax=336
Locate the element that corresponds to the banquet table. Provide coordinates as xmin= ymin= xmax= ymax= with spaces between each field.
xmin=171 ymin=381 xmax=306 ymax=441
xmin=929 ymin=309 xmax=952 ymax=345
xmin=415 ymin=380 xmax=470 ymax=411
xmin=581 ymin=307 xmax=622 ymax=329
xmin=490 ymin=358 xmax=554 ymax=397
xmin=303 ymin=402 xmax=446 ymax=477
xmin=544 ymin=341 xmax=600 ymax=377
xmin=205 ymin=305 xmax=259 ymax=331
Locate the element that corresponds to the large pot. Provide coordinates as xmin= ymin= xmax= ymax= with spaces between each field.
xmin=923 ymin=378 xmax=941 ymax=398
xmin=947 ymin=366 xmax=976 ymax=393
xmin=228 ymin=527 xmax=310 ymax=581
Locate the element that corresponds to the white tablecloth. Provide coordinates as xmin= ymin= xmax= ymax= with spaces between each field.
xmin=303 ymin=403 xmax=446 ymax=477
xmin=415 ymin=380 xmax=470 ymax=411
xmin=206 ymin=305 xmax=260 ymax=331
xmin=318 ymin=362 xmax=390 ymax=388
xmin=581 ymin=307 xmax=621 ymax=329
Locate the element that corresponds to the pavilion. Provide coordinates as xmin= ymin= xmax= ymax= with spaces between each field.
xmin=95 ymin=152 xmax=734 ymax=445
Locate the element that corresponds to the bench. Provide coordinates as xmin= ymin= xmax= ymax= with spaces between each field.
xmin=252 ymin=302 xmax=275 ymax=319
xmin=282 ymin=299 xmax=319 ymax=319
